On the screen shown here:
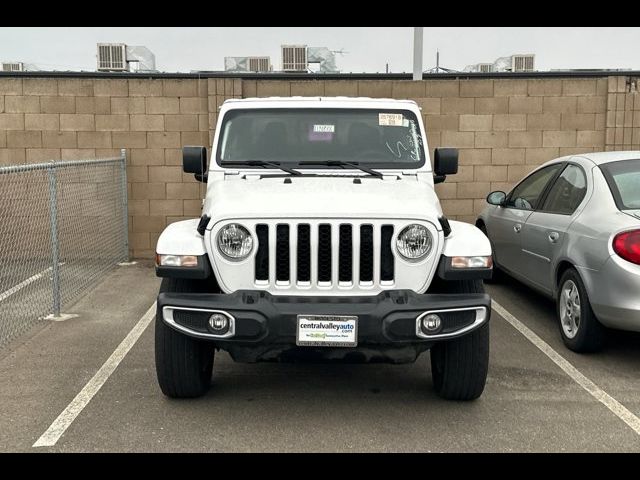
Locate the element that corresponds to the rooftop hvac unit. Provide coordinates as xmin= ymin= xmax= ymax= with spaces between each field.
xmin=511 ymin=54 xmax=535 ymax=72
xmin=2 ymin=62 xmax=24 ymax=72
xmin=97 ymin=44 xmax=127 ymax=71
xmin=225 ymin=56 xmax=272 ymax=72
xmin=478 ymin=63 xmax=494 ymax=73
xmin=248 ymin=57 xmax=271 ymax=72
xmin=282 ymin=45 xmax=307 ymax=71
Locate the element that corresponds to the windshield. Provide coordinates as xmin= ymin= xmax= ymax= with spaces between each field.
xmin=600 ymin=159 xmax=640 ymax=210
xmin=217 ymin=108 xmax=426 ymax=169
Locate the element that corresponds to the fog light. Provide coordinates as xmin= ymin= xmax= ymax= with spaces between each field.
xmin=209 ymin=313 xmax=229 ymax=331
xmin=422 ymin=314 xmax=442 ymax=333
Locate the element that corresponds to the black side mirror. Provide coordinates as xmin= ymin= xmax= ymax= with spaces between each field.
xmin=183 ymin=146 xmax=208 ymax=182
xmin=487 ymin=191 xmax=507 ymax=206
xmin=433 ymin=148 xmax=458 ymax=184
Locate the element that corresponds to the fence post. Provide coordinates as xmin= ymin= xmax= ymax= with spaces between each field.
xmin=47 ymin=162 xmax=61 ymax=317
xmin=120 ymin=148 xmax=129 ymax=262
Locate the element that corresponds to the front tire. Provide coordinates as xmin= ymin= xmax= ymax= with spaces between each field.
xmin=429 ymin=279 xmax=490 ymax=401
xmin=155 ymin=277 xmax=215 ymax=398
xmin=557 ymin=268 xmax=605 ymax=353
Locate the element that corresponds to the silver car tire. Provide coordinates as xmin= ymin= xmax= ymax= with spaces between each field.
xmin=557 ymin=268 xmax=605 ymax=353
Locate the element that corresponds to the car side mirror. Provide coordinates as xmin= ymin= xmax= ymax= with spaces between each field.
xmin=183 ymin=146 xmax=208 ymax=182
xmin=487 ymin=191 xmax=507 ymax=206
xmin=433 ymin=148 xmax=458 ymax=184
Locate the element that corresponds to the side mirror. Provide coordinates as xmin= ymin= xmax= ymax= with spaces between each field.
xmin=183 ymin=146 xmax=208 ymax=182
xmin=434 ymin=148 xmax=459 ymax=176
xmin=487 ymin=191 xmax=507 ymax=206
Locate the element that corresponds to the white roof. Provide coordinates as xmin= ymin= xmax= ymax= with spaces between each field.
xmin=222 ymin=96 xmax=418 ymax=110
xmin=577 ymin=151 xmax=640 ymax=165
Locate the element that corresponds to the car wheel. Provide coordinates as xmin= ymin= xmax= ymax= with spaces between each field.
xmin=430 ymin=279 xmax=490 ymax=401
xmin=155 ymin=277 xmax=215 ymax=398
xmin=557 ymin=268 xmax=605 ymax=353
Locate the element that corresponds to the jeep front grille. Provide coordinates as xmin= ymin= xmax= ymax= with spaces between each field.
xmin=254 ymin=223 xmax=395 ymax=287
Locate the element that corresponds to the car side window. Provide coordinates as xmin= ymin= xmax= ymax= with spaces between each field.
xmin=505 ymin=164 xmax=563 ymax=210
xmin=541 ymin=164 xmax=587 ymax=215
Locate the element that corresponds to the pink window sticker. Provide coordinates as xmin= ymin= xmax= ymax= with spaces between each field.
xmin=308 ymin=124 xmax=335 ymax=142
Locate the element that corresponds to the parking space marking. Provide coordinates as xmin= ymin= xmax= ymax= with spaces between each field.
xmin=32 ymin=302 xmax=156 ymax=448
xmin=0 ymin=263 xmax=64 ymax=303
xmin=493 ymin=300 xmax=640 ymax=436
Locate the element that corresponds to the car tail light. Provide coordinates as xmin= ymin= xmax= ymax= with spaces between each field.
xmin=612 ymin=230 xmax=640 ymax=265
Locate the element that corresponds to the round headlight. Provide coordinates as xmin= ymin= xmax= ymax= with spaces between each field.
xmin=217 ymin=224 xmax=253 ymax=260
xmin=396 ymin=224 xmax=432 ymax=260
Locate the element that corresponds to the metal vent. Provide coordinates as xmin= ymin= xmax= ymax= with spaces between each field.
xmin=97 ymin=44 xmax=127 ymax=71
xmin=249 ymin=57 xmax=271 ymax=72
xmin=282 ymin=45 xmax=307 ymax=71
xmin=512 ymin=54 xmax=535 ymax=72
xmin=255 ymin=224 xmax=269 ymax=281
xmin=2 ymin=62 xmax=23 ymax=72
xmin=478 ymin=63 xmax=493 ymax=73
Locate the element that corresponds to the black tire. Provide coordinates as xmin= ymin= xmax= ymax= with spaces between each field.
xmin=557 ymin=268 xmax=605 ymax=353
xmin=430 ymin=279 xmax=490 ymax=401
xmin=155 ymin=277 xmax=215 ymax=398
xmin=478 ymin=223 xmax=502 ymax=283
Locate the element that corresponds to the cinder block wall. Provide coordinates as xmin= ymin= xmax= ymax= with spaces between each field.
xmin=1 ymin=74 xmax=639 ymax=258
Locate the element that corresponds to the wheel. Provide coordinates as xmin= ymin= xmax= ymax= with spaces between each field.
xmin=557 ymin=268 xmax=605 ymax=353
xmin=155 ymin=277 xmax=215 ymax=398
xmin=478 ymin=223 xmax=502 ymax=283
xmin=429 ymin=279 xmax=490 ymax=401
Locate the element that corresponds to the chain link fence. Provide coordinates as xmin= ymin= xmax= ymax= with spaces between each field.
xmin=0 ymin=153 xmax=128 ymax=349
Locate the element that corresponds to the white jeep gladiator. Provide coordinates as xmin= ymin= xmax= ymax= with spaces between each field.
xmin=154 ymin=96 xmax=493 ymax=400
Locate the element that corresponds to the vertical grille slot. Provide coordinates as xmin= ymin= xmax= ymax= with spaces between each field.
xmin=339 ymin=225 xmax=353 ymax=282
xmin=318 ymin=224 xmax=332 ymax=283
xmin=255 ymin=224 xmax=269 ymax=281
xmin=297 ymin=224 xmax=311 ymax=282
xmin=380 ymin=225 xmax=394 ymax=282
xmin=360 ymin=225 xmax=374 ymax=282
xmin=276 ymin=225 xmax=290 ymax=282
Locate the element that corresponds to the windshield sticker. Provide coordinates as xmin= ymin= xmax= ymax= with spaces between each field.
xmin=313 ymin=124 xmax=335 ymax=133
xmin=379 ymin=113 xmax=404 ymax=126
xmin=308 ymin=125 xmax=334 ymax=142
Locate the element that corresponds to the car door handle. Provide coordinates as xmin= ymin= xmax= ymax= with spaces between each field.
xmin=548 ymin=232 xmax=560 ymax=243
xmin=513 ymin=224 xmax=522 ymax=233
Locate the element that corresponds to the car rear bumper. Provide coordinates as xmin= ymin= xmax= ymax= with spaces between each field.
xmin=157 ymin=289 xmax=491 ymax=362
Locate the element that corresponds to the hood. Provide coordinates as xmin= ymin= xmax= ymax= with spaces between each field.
xmin=204 ymin=175 xmax=443 ymax=222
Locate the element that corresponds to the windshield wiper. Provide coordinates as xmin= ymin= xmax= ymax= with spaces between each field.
xmin=299 ymin=161 xmax=383 ymax=178
xmin=221 ymin=160 xmax=302 ymax=176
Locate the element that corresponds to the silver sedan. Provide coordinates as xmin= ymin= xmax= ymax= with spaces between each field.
xmin=477 ymin=151 xmax=640 ymax=352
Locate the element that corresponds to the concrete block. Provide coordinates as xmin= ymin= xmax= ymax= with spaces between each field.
xmin=324 ymin=80 xmax=358 ymax=96
xmin=26 ymin=148 xmax=61 ymax=163
xmin=508 ymin=165 xmax=534 ymax=182
xmin=425 ymin=80 xmax=459 ymax=97
xmin=528 ymin=79 xmax=562 ymax=96
xmin=492 ymin=148 xmax=525 ymax=165
xmin=0 ymin=78 xmax=23 ymax=95
xmin=163 ymin=79 xmax=197 ymax=97
xmin=25 ymin=113 xmax=59 ymax=130
xmin=391 ymin=81 xmax=426 ymax=98
xmin=184 ymin=200 xmax=204 ymax=216
xmin=576 ymin=130 xmax=605 ymax=148
xmin=509 ymin=97 xmax=543 ymax=114
xmin=543 ymin=97 xmax=577 ymax=114
xmin=459 ymin=114 xmax=492 ymax=131
xmin=542 ymin=130 xmax=577 ymax=148
xmin=57 ymin=79 xmax=94 ymax=96
xmin=76 ymin=97 xmax=111 ymax=114
xmin=112 ymin=132 xmax=147 ymax=149
xmin=132 ymin=215 xmax=167 ymax=232
xmin=146 ymin=97 xmax=179 ymax=114
xmin=179 ymin=97 xmax=208 ymax=114
xmin=0 ymin=148 xmax=26 ymax=165
xmin=509 ymin=131 xmax=542 ymax=148
xmin=128 ymin=78 xmax=163 ymax=97
xmin=164 ymin=148 xmax=182 ymax=166
xmin=130 ymin=114 xmax=164 ymax=131
xmin=474 ymin=131 xmax=508 ymax=148
xmin=149 ymin=166 xmax=183 ymax=183
xmin=242 ymin=80 xmax=257 ymax=98
xmin=475 ymin=97 xmax=508 ymax=114
xmin=441 ymin=97 xmax=474 ymax=114
xmin=434 ymin=182 xmax=457 ymax=199
xmin=60 ymin=148 xmax=96 ymax=160
xmin=165 ymin=114 xmax=199 ymax=132
xmin=441 ymin=131 xmax=475 ymax=148
xmin=424 ymin=114 xmax=459 ymax=131
xmin=147 ymin=132 xmax=181 ymax=148
xmin=458 ymin=148 xmax=491 ymax=166
xmin=457 ymin=181 xmax=492 ymax=199
xmin=291 ymin=81 xmax=326 ymax=96
xmin=95 ymin=114 xmax=130 ymax=131
xmin=493 ymin=80 xmax=528 ymax=96
xmin=128 ymin=200 xmax=150 ymax=216
xmin=23 ymin=78 xmax=58 ymax=95
xmin=60 ymin=114 xmax=95 ymax=131
xmin=493 ymin=114 xmax=526 ymax=131
xmin=562 ymin=79 xmax=597 ymax=96
xmin=130 ymin=149 xmax=165 ymax=166
xmin=357 ymin=81 xmax=393 ymax=98
xmin=5 ymin=96 xmax=40 ymax=113
xmin=526 ymin=113 xmax=561 ymax=131
xmin=256 ymin=81 xmax=291 ymax=97
xmin=560 ymin=113 xmax=595 ymax=131
xmin=150 ymin=200 xmax=183 ymax=216
xmin=111 ymin=97 xmax=146 ymax=114
xmin=131 ymin=183 xmax=166 ymax=200
xmin=181 ymin=131 xmax=208 ymax=146
xmin=577 ymin=96 xmax=607 ymax=114
xmin=460 ymin=79 xmax=493 ymax=97
xmin=77 ymin=131 xmax=112 ymax=148
xmin=41 ymin=96 xmax=75 ymax=114
xmin=93 ymin=79 xmax=128 ymax=97
xmin=0 ymin=113 xmax=25 ymax=130
xmin=42 ymin=131 xmax=77 ymax=149
xmin=7 ymin=131 xmax=41 ymax=148
xmin=167 ymin=182 xmax=201 ymax=200
xmin=440 ymin=199 xmax=473 ymax=216
xmin=415 ymin=98 xmax=441 ymax=114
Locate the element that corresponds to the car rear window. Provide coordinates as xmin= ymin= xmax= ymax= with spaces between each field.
xmin=600 ymin=159 xmax=640 ymax=210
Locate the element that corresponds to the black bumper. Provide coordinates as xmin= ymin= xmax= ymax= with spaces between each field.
xmin=157 ymin=290 xmax=490 ymax=362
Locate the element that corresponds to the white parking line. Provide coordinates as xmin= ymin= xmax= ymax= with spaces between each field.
xmin=0 ymin=263 xmax=64 ymax=303
xmin=492 ymin=300 xmax=640 ymax=437
xmin=32 ymin=302 xmax=156 ymax=448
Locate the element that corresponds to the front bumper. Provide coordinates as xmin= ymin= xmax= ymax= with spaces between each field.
xmin=158 ymin=290 xmax=491 ymax=362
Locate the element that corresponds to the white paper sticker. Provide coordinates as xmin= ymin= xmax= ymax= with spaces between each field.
xmin=379 ymin=113 xmax=404 ymax=126
xmin=313 ymin=124 xmax=335 ymax=133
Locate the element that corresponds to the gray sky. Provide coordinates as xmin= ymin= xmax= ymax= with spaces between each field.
xmin=1 ymin=27 xmax=639 ymax=73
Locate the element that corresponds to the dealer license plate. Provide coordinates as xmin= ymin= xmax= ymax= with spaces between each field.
xmin=296 ymin=315 xmax=358 ymax=347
